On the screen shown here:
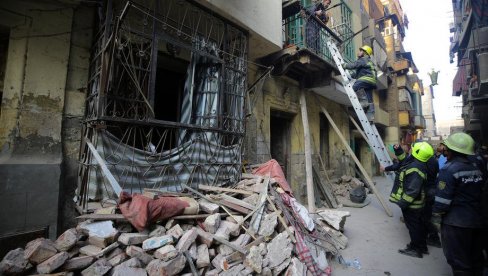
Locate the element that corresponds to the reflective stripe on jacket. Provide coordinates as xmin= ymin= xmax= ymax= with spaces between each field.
xmin=389 ymin=156 xmax=427 ymax=209
xmin=433 ymin=156 xmax=485 ymax=228
xmin=344 ymin=56 xmax=377 ymax=85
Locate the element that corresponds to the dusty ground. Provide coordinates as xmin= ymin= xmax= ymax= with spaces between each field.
xmin=330 ymin=176 xmax=452 ymax=276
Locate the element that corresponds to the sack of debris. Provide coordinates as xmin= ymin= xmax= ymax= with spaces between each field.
xmin=349 ymin=186 xmax=366 ymax=203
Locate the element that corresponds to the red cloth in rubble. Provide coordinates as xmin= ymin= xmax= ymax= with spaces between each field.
xmin=252 ymin=159 xmax=293 ymax=195
xmin=118 ymin=192 xmax=189 ymax=231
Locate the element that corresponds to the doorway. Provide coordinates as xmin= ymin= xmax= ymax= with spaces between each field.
xmin=270 ymin=110 xmax=293 ymax=179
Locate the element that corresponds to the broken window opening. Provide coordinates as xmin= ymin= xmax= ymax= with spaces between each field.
xmin=77 ymin=0 xmax=248 ymax=209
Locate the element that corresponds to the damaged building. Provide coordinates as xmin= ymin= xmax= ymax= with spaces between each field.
xmin=0 ymin=0 xmax=425 ymax=259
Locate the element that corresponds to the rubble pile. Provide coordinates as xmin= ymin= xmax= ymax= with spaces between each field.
xmin=331 ymin=175 xmax=369 ymax=201
xmin=0 ymin=161 xmax=350 ymax=276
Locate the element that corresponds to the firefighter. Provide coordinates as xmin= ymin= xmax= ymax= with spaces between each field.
xmin=424 ymin=152 xmax=441 ymax=248
xmin=342 ymin=45 xmax=377 ymax=113
xmin=432 ymin=132 xmax=485 ymax=275
xmin=389 ymin=142 xmax=434 ymax=258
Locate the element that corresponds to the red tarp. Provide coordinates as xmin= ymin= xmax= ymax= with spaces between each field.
xmin=252 ymin=159 xmax=293 ymax=195
xmin=119 ymin=192 xmax=189 ymax=231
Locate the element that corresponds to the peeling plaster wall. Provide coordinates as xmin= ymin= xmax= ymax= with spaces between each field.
xmin=60 ymin=6 xmax=94 ymax=232
xmin=244 ymin=73 xmax=352 ymax=204
xmin=0 ymin=0 xmax=74 ymax=239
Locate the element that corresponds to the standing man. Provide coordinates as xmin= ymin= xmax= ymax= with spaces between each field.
xmin=424 ymin=153 xmax=441 ymax=247
xmin=342 ymin=45 xmax=377 ymax=116
xmin=389 ymin=142 xmax=434 ymax=258
xmin=432 ymin=132 xmax=485 ymax=275
xmin=305 ymin=0 xmax=331 ymax=53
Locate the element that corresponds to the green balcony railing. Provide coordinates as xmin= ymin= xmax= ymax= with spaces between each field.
xmin=283 ymin=1 xmax=355 ymax=64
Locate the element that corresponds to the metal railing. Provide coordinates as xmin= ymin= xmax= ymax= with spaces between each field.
xmin=282 ymin=1 xmax=355 ymax=63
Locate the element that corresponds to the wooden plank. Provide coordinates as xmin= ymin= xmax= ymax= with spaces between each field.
xmin=217 ymin=200 xmax=251 ymax=215
xmin=86 ymin=141 xmax=122 ymax=196
xmin=198 ymin=184 xmax=254 ymax=195
xmin=143 ymin=188 xmax=188 ymax=197
xmin=319 ymin=105 xmax=393 ymax=217
xmin=76 ymin=214 xmax=127 ymax=221
xmin=312 ymin=163 xmax=338 ymax=208
xmin=241 ymin=173 xmax=261 ymax=179
xmin=217 ymin=194 xmax=254 ymax=210
xmin=300 ymin=90 xmax=316 ymax=212
xmin=171 ymin=213 xmax=231 ymax=220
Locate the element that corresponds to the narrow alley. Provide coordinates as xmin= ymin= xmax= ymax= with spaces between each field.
xmin=331 ymin=176 xmax=451 ymax=276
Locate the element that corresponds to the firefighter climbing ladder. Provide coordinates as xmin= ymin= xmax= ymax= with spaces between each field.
xmin=326 ymin=40 xmax=394 ymax=176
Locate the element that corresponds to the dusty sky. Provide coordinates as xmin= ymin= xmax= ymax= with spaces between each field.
xmin=401 ymin=0 xmax=462 ymax=122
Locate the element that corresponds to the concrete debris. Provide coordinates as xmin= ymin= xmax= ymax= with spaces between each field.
xmin=258 ymin=212 xmax=278 ymax=237
xmin=334 ymin=174 xmax=369 ymax=201
xmin=55 ymin=229 xmax=79 ymax=251
xmin=266 ymin=232 xmax=292 ymax=268
xmin=148 ymin=225 xmax=166 ymax=238
xmin=0 ymin=248 xmax=32 ymax=275
xmin=12 ymin=169 xmax=350 ymax=275
xmin=118 ymin=233 xmax=148 ymax=246
xmin=166 ymin=224 xmax=184 ymax=240
xmin=341 ymin=175 xmax=353 ymax=182
xmin=175 ymin=227 xmax=198 ymax=252
xmin=81 ymin=258 xmax=112 ymax=276
xmin=204 ymin=213 xmax=221 ymax=234
xmin=196 ymin=244 xmax=210 ymax=268
xmin=244 ymin=245 xmax=262 ymax=273
xmin=36 ymin=251 xmax=69 ymax=274
xmin=79 ymin=245 xmax=102 ymax=257
xmin=62 ymin=256 xmax=95 ymax=271
xmin=198 ymin=199 xmax=220 ymax=214
xmin=142 ymin=235 xmax=173 ymax=251
xmin=24 ymin=238 xmax=58 ymax=264
xmin=154 ymin=245 xmax=178 ymax=261
xmin=285 ymin=257 xmax=307 ymax=276
xmin=315 ymin=209 xmax=351 ymax=231
xmin=146 ymin=253 xmax=186 ymax=276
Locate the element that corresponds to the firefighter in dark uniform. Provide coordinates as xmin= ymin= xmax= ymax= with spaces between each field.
xmin=431 ymin=132 xmax=485 ymax=275
xmin=424 ymin=154 xmax=441 ymax=247
xmin=389 ymin=142 xmax=434 ymax=258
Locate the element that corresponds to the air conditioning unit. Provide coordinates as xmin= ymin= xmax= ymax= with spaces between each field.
xmin=478 ymin=52 xmax=488 ymax=94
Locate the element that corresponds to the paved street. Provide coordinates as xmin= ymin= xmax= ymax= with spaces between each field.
xmin=330 ymin=176 xmax=451 ymax=276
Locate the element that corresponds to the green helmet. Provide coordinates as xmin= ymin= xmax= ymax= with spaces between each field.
xmin=443 ymin=132 xmax=475 ymax=155
xmin=411 ymin=142 xmax=434 ymax=162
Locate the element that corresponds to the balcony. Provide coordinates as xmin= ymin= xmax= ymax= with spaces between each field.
xmin=260 ymin=2 xmax=354 ymax=88
xmin=478 ymin=51 xmax=488 ymax=94
xmin=391 ymin=59 xmax=409 ymax=73
xmin=413 ymin=115 xmax=426 ymax=129
xmin=399 ymin=111 xmax=409 ymax=127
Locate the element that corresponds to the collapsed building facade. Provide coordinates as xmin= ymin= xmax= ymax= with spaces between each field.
xmin=0 ymin=0 xmax=425 ymax=254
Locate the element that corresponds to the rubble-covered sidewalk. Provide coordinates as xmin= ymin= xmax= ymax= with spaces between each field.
xmin=0 ymin=160 xmax=358 ymax=276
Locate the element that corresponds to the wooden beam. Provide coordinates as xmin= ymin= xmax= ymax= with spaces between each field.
xmin=198 ymin=184 xmax=254 ymax=195
xmin=319 ymin=105 xmax=393 ymax=217
xmin=86 ymin=141 xmax=122 ymax=197
xmin=76 ymin=214 xmax=127 ymax=221
xmin=300 ymin=90 xmax=316 ymax=212
xmin=349 ymin=115 xmax=372 ymax=148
